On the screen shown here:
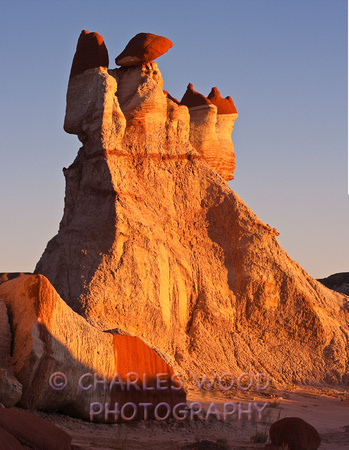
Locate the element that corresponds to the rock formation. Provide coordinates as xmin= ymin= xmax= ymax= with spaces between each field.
xmin=32 ymin=30 xmax=349 ymax=390
xmin=69 ymin=30 xmax=108 ymax=79
xmin=0 ymin=275 xmax=185 ymax=421
xmin=269 ymin=417 xmax=321 ymax=450
xmin=115 ymin=33 xmax=173 ymax=67
xmin=0 ymin=408 xmax=72 ymax=450
xmin=207 ymin=87 xmax=238 ymax=180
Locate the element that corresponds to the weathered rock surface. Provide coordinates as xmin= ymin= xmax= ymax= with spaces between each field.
xmin=115 ymin=32 xmax=173 ymax=67
xmin=33 ymin=30 xmax=349 ymax=388
xmin=69 ymin=30 xmax=108 ymax=79
xmin=0 ymin=299 xmax=11 ymax=368
xmin=0 ymin=370 xmax=22 ymax=408
xmin=269 ymin=417 xmax=321 ymax=450
xmin=112 ymin=62 xmax=167 ymax=137
xmin=0 ymin=408 xmax=72 ymax=450
xmin=207 ymin=87 xmax=238 ymax=179
xmin=0 ymin=275 xmax=185 ymax=421
xmin=180 ymin=84 xmax=220 ymax=171
xmin=64 ymin=67 xmax=126 ymax=147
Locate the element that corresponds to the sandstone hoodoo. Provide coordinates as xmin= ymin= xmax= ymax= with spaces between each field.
xmin=115 ymin=32 xmax=173 ymax=67
xmin=207 ymin=87 xmax=238 ymax=181
xmin=31 ymin=29 xmax=349 ymax=395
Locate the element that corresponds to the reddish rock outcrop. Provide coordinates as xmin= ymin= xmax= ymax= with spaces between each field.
xmin=269 ymin=417 xmax=321 ymax=450
xmin=115 ymin=32 xmax=173 ymax=67
xmin=0 ymin=427 xmax=23 ymax=450
xmin=0 ymin=300 xmax=11 ymax=368
xmin=0 ymin=408 xmax=72 ymax=450
xmin=69 ymin=30 xmax=108 ymax=79
xmin=180 ymin=83 xmax=212 ymax=109
xmin=0 ymin=275 xmax=185 ymax=421
xmin=207 ymin=87 xmax=237 ymax=114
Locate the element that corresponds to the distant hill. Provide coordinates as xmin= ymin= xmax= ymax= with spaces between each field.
xmin=318 ymin=272 xmax=349 ymax=295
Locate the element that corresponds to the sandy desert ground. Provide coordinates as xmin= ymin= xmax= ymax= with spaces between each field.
xmin=30 ymin=384 xmax=349 ymax=450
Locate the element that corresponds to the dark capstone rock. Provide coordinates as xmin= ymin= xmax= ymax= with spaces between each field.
xmin=207 ymin=87 xmax=237 ymax=114
xmin=69 ymin=30 xmax=109 ymax=79
xmin=180 ymin=83 xmax=211 ymax=109
xmin=115 ymin=32 xmax=173 ymax=66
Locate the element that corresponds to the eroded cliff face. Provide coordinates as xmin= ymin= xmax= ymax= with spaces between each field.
xmin=35 ymin=31 xmax=349 ymax=385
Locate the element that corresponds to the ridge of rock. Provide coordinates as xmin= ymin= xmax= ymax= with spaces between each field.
xmin=115 ymin=32 xmax=173 ymax=67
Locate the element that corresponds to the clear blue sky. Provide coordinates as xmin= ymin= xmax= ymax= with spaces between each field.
xmin=0 ymin=0 xmax=347 ymax=279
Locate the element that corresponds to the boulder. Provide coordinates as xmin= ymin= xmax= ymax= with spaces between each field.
xmin=0 ymin=427 xmax=23 ymax=450
xmin=0 ymin=408 xmax=72 ymax=450
xmin=269 ymin=417 xmax=321 ymax=450
xmin=0 ymin=370 xmax=22 ymax=408
xmin=69 ymin=30 xmax=108 ymax=79
xmin=0 ymin=275 xmax=185 ymax=421
xmin=115 ymin=32 xmax=173 ymax=67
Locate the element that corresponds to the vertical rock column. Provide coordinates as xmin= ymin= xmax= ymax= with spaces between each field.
xmin=208 ymin=87 xmax=238 ymax=181
xmin=180 ymin=83 xmax=220 ymax=171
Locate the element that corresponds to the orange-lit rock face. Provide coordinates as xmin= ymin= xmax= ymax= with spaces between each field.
xmin=115 ymin=32 xmax=173 ymax=67
xmin=69 ymin=30 xmax=109 ymax=79
xmin=180 ymin=83 xmax=220 ymax=171
xmin=34 ymin=30 xmax=349 ymax=390
xmin=111 ymin=62 xmax=167 ymax=137
xmin=0 ymin=275 xmax=185 ymax=421
xmin=207 ymin=87 xmax=238 ymax=180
